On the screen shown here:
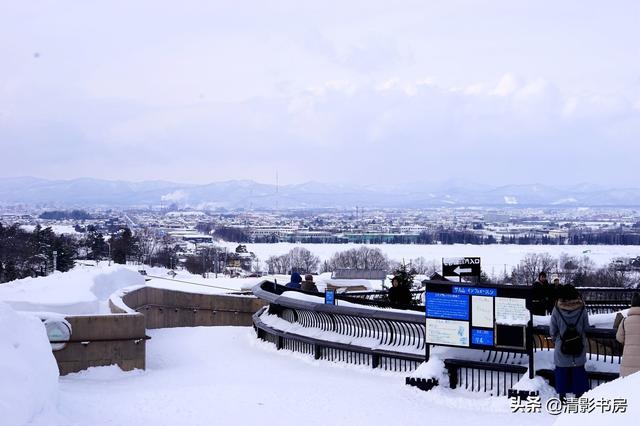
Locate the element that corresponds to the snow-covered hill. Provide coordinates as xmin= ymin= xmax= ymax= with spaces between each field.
xmin=2 ymin=177 xmax=640 ymax=207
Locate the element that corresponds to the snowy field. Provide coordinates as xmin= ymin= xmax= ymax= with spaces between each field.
xmin=8 ymin=324 xmax=634 ymax=426
xmin=41 ymin=327 xmax=557 ymax=426
xmin=1 ymin=259 xmax=638 ymax=425
xmin=218 ymin=242 xmax=640 ymax=275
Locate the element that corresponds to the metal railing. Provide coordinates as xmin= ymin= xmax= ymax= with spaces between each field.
xmin=254 ymin=282 xmax=426 ymax=352
xmin=532 ymin=325 xmax=622 ymax=364
xmin=253 ymin=307 xmax=424 ymax=373
xmin=319 ymin=285 xmax=634 ymax=314
xmin=252 ymin=280 xmax=624 ymax=394
xmin=444 ymin=359 xmax=528 ymax=396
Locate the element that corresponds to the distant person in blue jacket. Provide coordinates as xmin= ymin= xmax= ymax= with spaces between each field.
xmin=285 ymin=272 xmax=302 ymax=289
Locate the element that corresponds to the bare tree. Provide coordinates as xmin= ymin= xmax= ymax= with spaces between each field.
xmin=325 ymin=247 xmax=390 ymax=272
xmin=289 ymin=247 xmax=320 ymax=274
xmin=409 ymin=257 xmax=439 ymax=276
xmin=511 ymin=253 xmax=556 ymax=285
xmin=265 ymin=254 xmax=290 ymax=274
xmin=136 ymin=227 xmax=160 ymax=266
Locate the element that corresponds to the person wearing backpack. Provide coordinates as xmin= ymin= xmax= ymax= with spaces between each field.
xmin=549 ymin=285 xmax=590 ymax=400
xmin=616 ymin=293 xmax=640 ymax=377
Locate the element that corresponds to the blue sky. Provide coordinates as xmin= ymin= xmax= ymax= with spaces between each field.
xmin=1 ymin=0 xmax=639 ymax=186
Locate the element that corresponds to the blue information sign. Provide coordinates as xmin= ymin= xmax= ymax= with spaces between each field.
xmin=452 ymin=286 xmax=497 ymax=297
xmin=426 ymin=292 xmax=469 ymax=321
xmin=325 ymin=289 xmax=336 ymax=305
xmin=471 ymin=329 xmax=494 ymax=346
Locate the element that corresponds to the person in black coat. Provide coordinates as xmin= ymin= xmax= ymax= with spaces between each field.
xmin=388 ymin=276 xmax=412 ymax=307
xmin=531 ymin=271 xmax=550 ymax=315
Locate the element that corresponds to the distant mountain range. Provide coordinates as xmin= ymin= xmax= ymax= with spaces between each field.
xmin=1 ymin=177 xmax=639 ymax=209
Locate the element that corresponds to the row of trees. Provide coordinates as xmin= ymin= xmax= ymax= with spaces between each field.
xmin=0 ymin=224 xmax=76 ymax=283
xmin=201 ymin=223 xmax=640 ymax=246
xmin=508 ymin=252 xmax=636 ymax=287
xmin=2 ymin=220 xmax=638 ymax=289
xmin=0 ymin=223 xmax=169 ymax=284
xmin=264 ymin=245 xmax=638 ymax=289
xmin=39 ymin=210 xmax=92 ymax=220
xmin=264 ymin=246 xmax=439 ymax=276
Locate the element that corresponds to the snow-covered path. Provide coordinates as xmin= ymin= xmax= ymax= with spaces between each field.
xmin=49 ymin=326 xmax=556 ymax=426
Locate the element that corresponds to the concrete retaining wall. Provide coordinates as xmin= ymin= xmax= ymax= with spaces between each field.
xmin=53 ymin=286 xmax=266 ymax=375
xmin=53 ymin=313 xmax=146 ymax=376
xmin=110 ymin=286 xmax=267 ymax=329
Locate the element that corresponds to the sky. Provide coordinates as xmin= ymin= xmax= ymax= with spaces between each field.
xmin=1 ymin=0 xmax=639 ymax=187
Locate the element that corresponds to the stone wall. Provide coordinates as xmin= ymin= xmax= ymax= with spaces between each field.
xmin=53 ymin=313 xmax=146 ymax=375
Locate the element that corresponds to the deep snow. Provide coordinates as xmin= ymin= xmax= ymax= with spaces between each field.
xmin=51 ymin=327 xmax=555 ymax=426
xmin=0 ymin=303 xmax=59 ymax=426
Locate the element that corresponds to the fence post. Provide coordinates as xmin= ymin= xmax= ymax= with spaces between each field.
xmin=314 ymin=345 xmax=322 ymax=360
xmin=277 ymin=335 xmax=283 ymax=350
xmin=448 ymin=365 xmax=458 ymax=389
xmin=372 ymin=354 xmax=380 ymax=369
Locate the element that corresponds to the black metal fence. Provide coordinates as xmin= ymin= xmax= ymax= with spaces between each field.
xmin=532 ymin=325 xmax=623 ymax=364
xmin=252 ymin=281 xmax=624 ymax=395
xmin=445 ymin=359 xmax=527 ymax=396
xmin=253 ymin=307 xmax=423 ymax=373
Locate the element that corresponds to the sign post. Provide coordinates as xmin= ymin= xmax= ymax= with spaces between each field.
xmin=442 ymin=257 xmax=481 ymax=282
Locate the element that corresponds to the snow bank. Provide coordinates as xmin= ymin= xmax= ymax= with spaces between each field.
xmin=0 ymin=302 xmax=59 ymax=426
xmin=0 ymin=262 xmax=268 ymax=315
xmin=317 ymin=278 xmax=374 ymax=290
xmin=512 ymin=375 xmax=556 ymax=398
xmin=412 ymin=356 xmax=447 ymax=382
xmin=0 ymin=264 xmax=144 ymax=315
xmin=553 ymin=372 xmax=639 ymax=425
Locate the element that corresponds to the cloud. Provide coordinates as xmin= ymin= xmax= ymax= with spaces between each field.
xmin=161 ymin=190 xmax=188 ymax=202
xmin=491 ymin=74 xmax=519 ymax=97
xmin=1 ymin=0 xmax=639 ymax=186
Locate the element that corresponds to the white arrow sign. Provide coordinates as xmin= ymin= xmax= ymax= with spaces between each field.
xmin=453 ymin=266 xmax=472 ymax=275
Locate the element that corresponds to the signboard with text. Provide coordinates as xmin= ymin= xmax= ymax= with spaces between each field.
xmin=425 ymin=281 xmax=532 ymax=353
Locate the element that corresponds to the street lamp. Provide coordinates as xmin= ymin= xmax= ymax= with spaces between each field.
xmin=106 ymin=242 xmax=111 ymax=266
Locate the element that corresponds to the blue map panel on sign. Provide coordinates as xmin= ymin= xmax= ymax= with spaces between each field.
xmin=471 ymin=329 xmax=494 ymax=346
xmin=452 ymin=286 xmax=497 ymax=297
xmin=325 ymin=290 xmax=335 ymax=305
xmin=426 ymin=293 xmax=469 ymax=321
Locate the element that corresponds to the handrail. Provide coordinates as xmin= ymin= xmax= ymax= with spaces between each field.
xmin=254 ymin=279 xmax=624 ymax=363
xmin=252 ymin=280 xmax=624 ymax=393
xmin=253 ymin=308 xmax=424 ymax=362
xmin=252 ymin=281 xmax=425 ymax=324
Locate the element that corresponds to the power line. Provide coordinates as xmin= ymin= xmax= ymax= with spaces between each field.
xmin=145 ymin=274 xmax=241 ymax=292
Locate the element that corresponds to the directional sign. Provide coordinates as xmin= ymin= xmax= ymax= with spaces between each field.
xmin=442 ymin=257 xmax=481 ymax=278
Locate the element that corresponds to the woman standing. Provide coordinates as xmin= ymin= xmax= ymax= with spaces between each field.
xmin=616 ymin=293 xmax=640 ymax=377
xmin=549 ymin=285 xmax=590 ymax=400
